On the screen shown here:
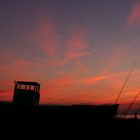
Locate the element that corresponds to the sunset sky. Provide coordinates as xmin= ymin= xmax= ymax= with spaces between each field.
xmin=1 ymin=0 xmax=140 ymax=108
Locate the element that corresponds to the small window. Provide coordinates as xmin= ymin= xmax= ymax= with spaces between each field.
xmin=20 ymin=84 xmax=25 ymax=90
xmin=30 ymin=85 xmax=35 ymax=91
xmin=17 ymin=84 xmax=21 ymax=89
xmin=25 ymin=85 xmax=30 ymax=90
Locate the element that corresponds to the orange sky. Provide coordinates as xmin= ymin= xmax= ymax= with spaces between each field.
xmin=1 ymin=1 xmax=140 ymax=113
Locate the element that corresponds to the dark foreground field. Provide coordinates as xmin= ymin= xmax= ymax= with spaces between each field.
xmin=1 ymin=110 xmax=140 ymax=131
xmin=0 ymin=112 xmax=140 ymax=139
xmin=0 ymin=104 xmax=140 ymax=138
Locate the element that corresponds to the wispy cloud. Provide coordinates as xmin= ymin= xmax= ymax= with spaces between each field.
xmin=128 ymin=2 xmax=140 ymax=26
xmin=64 ymin=27 xmax=92 ymax=59
xmin=81 ymin=70 xmax=133 ymax=85
xmin=29 ymin=18 xmax=92 ymax=68
xmin=47 ymin=75 xmax=76 ymax=88
xmin=82 ymin=75 xmax=110 ymax=85
xmin=32 ymin=18 xmax=61 ymax=57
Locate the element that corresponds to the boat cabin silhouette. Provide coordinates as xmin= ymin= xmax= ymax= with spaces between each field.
xmin=13 ymin=81 xmax=40 ymax=106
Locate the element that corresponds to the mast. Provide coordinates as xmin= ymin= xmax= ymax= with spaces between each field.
xmin=115 ymin=60 xmax=137 ymax=104
xmin=125 ymin=90 xmax=140 ymax=116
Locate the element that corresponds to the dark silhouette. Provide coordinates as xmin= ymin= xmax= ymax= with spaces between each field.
xmin=134 ymin=111 xmax=138 ymax=119
xmin=115 ymin=60 xmax=137 ymax=104
xmin=125 ymin=90 xmax=140 ymax=116
xmin=0 ymin=80 xmax=140 ymax=135
xmin=0 ymin=80 xmax=119 ymax=120
xmin=13 ymin=81 xmax=40 ymax=106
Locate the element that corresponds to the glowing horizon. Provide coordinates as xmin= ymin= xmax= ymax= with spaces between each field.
xmin=1 ymin=0 xmax=140 ymax=112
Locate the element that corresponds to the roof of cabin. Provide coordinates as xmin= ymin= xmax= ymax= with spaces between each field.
xmin=16 ymin=81 xmax=40 ymax=86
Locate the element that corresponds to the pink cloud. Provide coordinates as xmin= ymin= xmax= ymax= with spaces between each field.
xmin=45 ymin=25 xmax=91 ymax=66
xmin=81 ymin=70 xmax=131 ymax=85
xmin=66 ymin=27 xmax=88 ymax=49
xmin=0 ymin=58 xmax=47 ymax=83
xmin=30 ymin=18 xmax=92 ymax=67
xmin=47 ymin=75 xmax=75 ymax=87
xmin=64 ymin=27 xmax=92 ymax=59
xmin=43 ymin=58 xmax=69 ymax=67
xmin=31 ymin=17 xmax=61 ymax=57
xmin=64 ymin=50 xmax=91 ymax=59
xmin=82 ymin=75 xmax=110 ymax=85
xmin=128 ymin=2 xmax=140 ymax=26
